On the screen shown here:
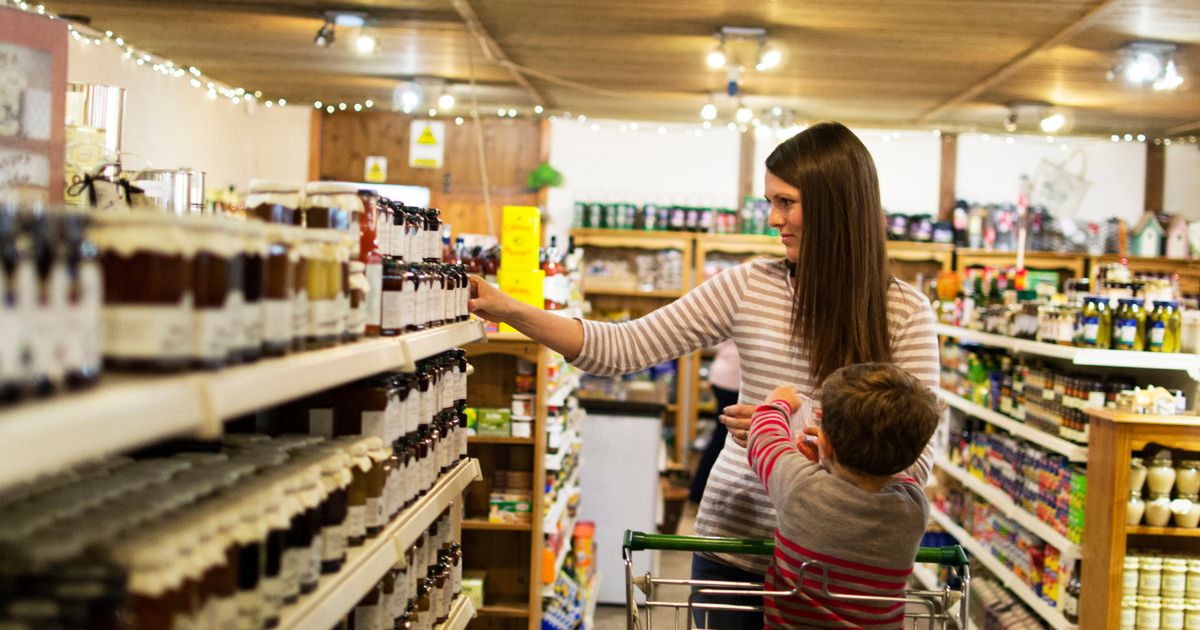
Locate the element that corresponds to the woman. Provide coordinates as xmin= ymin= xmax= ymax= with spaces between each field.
xmin=469 ymin=122 xmax=938 ymax=629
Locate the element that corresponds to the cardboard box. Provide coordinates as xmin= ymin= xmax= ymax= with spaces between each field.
xmin=462 ymin=571 xmax=486 ymax=611
xmin=488 ymin=492 xmax=533 ymax=523
xmin=476 ymin=408 xmax=511 ymax=436
xmin=500 ymin=205 xmax=541 ymax=272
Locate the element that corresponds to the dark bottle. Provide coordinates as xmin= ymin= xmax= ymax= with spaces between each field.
xmin=1063 ymin=560 xmax=1080 ymax=624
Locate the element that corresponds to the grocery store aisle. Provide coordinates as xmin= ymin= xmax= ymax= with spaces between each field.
xmin=592 ymin=504 xmax=698 ymax=630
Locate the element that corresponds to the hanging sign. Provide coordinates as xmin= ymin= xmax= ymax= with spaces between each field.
xmin=409 ymin=120 xmax=444 ymax=169
xmin=364 ymin=155 xmax=387 ymax=183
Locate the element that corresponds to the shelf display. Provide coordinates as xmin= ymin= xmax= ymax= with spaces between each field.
xmin=1129 ymin=446 xmax=1200 ymax=531
xmin=571 ymin=200 xmax=740 ymax=234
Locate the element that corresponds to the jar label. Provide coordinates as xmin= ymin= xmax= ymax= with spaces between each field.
xmin=444 ymin=285 xmax=456 ymax=324
xmin=0 ymin=306 xmax=17 ymax=380
xmin=354 ymin=603 xmax=381 ymax=630
xmin=1164 ymin=609 xmax=1185 ymax=629
xmin=261 ymin=575 xmax=283 ymax=615
xmin=430 ymin=285 xmax=445 ymax=324
xmin=347 ymin=505 xmax=366 ymax=540
xmin=40 ymin=263 xmax=70 ymax=384
xmin=263 ymin=299 xmax=293 ymax=345
xmin=1084 ymin=317 xmax=1099 ymax=343
xmin=1118 ymin=320 xmax=1137 ymax=346
xmin=417 ymin=284 xmax=429 ymax=328
xmin=1164 ymin=572 xmax=1187 ymax=596
xmin=242 ymin=302 xmax=264 ymax=350
xmin=386 ymin=400 xmax=403 ymax=444
xmin=362 ymin=410 xmax=386 ymax=440
xmin=1121 ymin=605 xmax=1137 ymax=627
xmin=335 ymin=293 xmax=350 ymax=337
xmin=367 ymin=496 xmax=386 ymax=529
xmin=309 ymin=298 xmax=337 ymax=338
xmin=1151 ymin=324 xmax=1166 ymax=349
xmin=281 ymin=548 xmax=304 ymax=598
xmin=210 ymin=595 xmax=238 ymax=629
xmin=322 ymin=525 xmax=346 ymax=562
xmin=227 ymin=289 xmax=247 ymax=351
xmin=1140 ymin=571 xmax=1163 ymax=593
xmin=236 ymin=589 xmax=264 ymax=630
xmin=382 ymin=291 xmax=414 ymax=331
xmin=193 ymin=306 xmax=233 ymax=361
xmin=103 ymin=301 xmax=192 ymax=360
xmin=366 ymin=262 xmax=383 ymax=328
xmin=292 ymin=288 xmax=308 ymax=340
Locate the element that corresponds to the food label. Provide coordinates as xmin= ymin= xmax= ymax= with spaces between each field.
xmin=1162 ymin=609 xmax=1184 ymax=629
xmin=336 ymin=291 xmax=350 ymax=337
xmin=407 ymin=391 xmax=422 ymax=434
xmin=321 ymin=524 xmax=346 ymax=562
xmin=361 ymin=410 xmax=386 ymax=440
xmin=1137 ymin=608 xmax=1161 ymax=629
xmin=281 ymin=548 xmax=305 ymax=599
xmin=353 ymin=603 xmax=381 ymax=630
xmin=544 ymin=274 xmax=570 ymax=306
xmin=77 ymin=262 xmax=103 ymax=373
xmin=103 ymin=301 xmax=192 ymax=360
xmin=40 ymin=263 xmax=70 ymax=385
xmin=416 ymin=285 xmax=429 ymax=328
xmin=347 ymin=505 xmax=367 ymax=540
xmin=1083 ymin=317 xmax=1099 ymax=344
xmin=309 ymin=409 xmax=334 ymax=439
xmin=263 ymin=299 xmax=293 ymax=346
xmin=366 ymin=262 xmax=383 ymax=328
xmin=292 ymin=288 xmax=308 ymax=341
xmin=260 ymin=575 xmax=283 ymax=617
xmin=1063 ymin=593 xmax=1078 ymax=617
xmin=209 ymin=595 xmax=238 ymax=629
xmin=1117 ymin=320 xmax=1137 ymax=346
xmin=309 ymin=298 xmax=337 ymax=339
xmin=366 ymin=497 xmax=386 ymax=530
xmin=193 ymin=306 xmax=233 ymax=362
xmin=430 ymin=284 xmax=445 ymax=324
xmin=1150 ymin=323 xmax=1166 ymax=350
xmin=242 ymin=300 xmax=264 ymax=351
xmin=382 ymin=291 xmax=414 ymax=331
xmin=235 ymin=589 xmax=264 ymax=630
xmin=444 ymin=285 xmax=457 ymax=323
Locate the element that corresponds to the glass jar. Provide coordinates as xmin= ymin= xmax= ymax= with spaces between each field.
xmin=1131 ymin=457 xmax=1149 ymax=495
xmin=1115 ymin=298 xmax=1146 ymax=351
xmin=1166 ymin=598 xmax=1187 ymax=630
xmin=91 ymin=212 xmax=193 ymax=371
xmin=1122 ymin=595 xmax=1139 ymax=629
xmin=343 ymin=441 xmax=371 ymax=548
xmin=62 ymin=212 xmax=102 ymax=389
xmin=1143 ymin=557 xmax=1166 ymax=596
xmin=1167 ymin=559 xmax=1191 ymax=598
xmin=1125 ymin=557 xmax=1142 ymax=596
xmin=1179 ymin=460 xmax=1200 ymax=495
xmin=366 ymin=443 xmax=388 ymax=537
xmin=319 ymin=451 xmax=352 ymax=573
xmin=246 ymin=180 xmax=301 ymax=225
xmin=380 ymin=257 xmax=412 ymax=336
xmin=1139 ymin=596 xmax=1163 ymax=629
xmin=261 ymin=224 xmax=296 ymax=357
xmin=239 ymin=219 xmax=267 ymax=362
xmin=185 ymin=216 xmax=238 ymax=369
xmin=348 ymin=260 xmax=367 ymax=340
xmin=302 ymin=182 xmax=360 ymax=234
xmin=1186 ymin=599 xmax=1200 ymax=630
xmin=1174 ymin=494 xmax=1200 ymax=528
xmin=358 ymin=192 xmax=383 ymax=338
xmin=1189 ymin=560 xmax=1200 ymax=599
xmin=1150 ymin=457 xmax=1178 ymax=495
xmin=408 ymin=262 xmax=427 ymax=332
xmin=1128 ymin=491 xmax=1146 ymax=525
xmin=1148 ymin=493 xmax=1174 ymax=527
xmin=1151 ymin=300 xmax=1183 ymax=353
xmin=304 ymin=230 xmax=341 ymax=349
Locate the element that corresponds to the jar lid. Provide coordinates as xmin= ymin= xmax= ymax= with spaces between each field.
xmin=1150 ymin=491 xmax=1174 ymax=500
xmin=249 ymin=179 xmax=302 ymax=194
xmin=304 ymin=181 xmax=361 ymax=196
xmin=1142 ymin=556 xmax=1164 ymax=566
xmin=1132 ymin=457 xmax=1145 ymax=466
xmin=1164 ymin=558 xmax=1189 ymax=567
xmin=1180 ymin=460 xmax=1200 ymax=468
xmin=1125 ymin=556 xmax=1141 ymax=566
xmin=1151 ymin=456 xmax=1174 ymax=466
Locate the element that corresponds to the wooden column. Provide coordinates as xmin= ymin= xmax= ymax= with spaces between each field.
xmin=1145 ymin=141 xmax=1165 ymax=213
xmin=737 ymin=129 xmax=756 ymax=204
xmin=938 ymin=133 xmax=958 ymax=222
xmin=307 ymin=109 xmax=322 ymax=181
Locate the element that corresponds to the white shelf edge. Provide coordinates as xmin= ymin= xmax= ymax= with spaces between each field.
xmin=584 ymin=572 xmax=601 ymax=630
xmin=936 ymin=389 xmax=1088 ymax=462
xmin=542 ymin=469 xmax=581 ymax=532
xmin=545 ymin=427 xmax=579 ymax=472
xmin=541 ymin=516 xmax=577 ymax=597
xmin=929 ymin=510 xmax=1075 ymax=630
xmin=546 ymin=374 xmax=580 ymax=409
xmin=934 ymin=323 xmax=1200 ymax=375
xmin=935 ymin=458 xmax=1081 ymax=557
xmin=435 ymin=594 xmax=477 ymax=630
xmin=280 ymin=458 xmax=481 ymax=630
xmin=0 ymin=321 xmax=484 ymax=493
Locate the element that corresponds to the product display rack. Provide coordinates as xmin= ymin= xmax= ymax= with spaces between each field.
xmin=1078 ymin=407 xmax=1200 ymax=628
xmin=1087 ymin=254 xmax=1200 ymax=295
xmin=0 ymin=320 xmax=486 ymax=492
xmin=278 ymin=458 xmax=482 ymax=630
xmin=438 ymin=595 xmax=479 ymax=630
xmin=954 ymin=249 xmax=1088 ymax=279
xmin=936 ymin=389 xmax=1088 ymax=462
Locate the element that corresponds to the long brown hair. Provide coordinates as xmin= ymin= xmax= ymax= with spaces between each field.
xmin=765 ymin=122 xmax=892 ymax=384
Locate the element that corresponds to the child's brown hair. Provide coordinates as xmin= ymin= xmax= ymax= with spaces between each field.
xmin=820 ymin=362 xmax=940 ymax=476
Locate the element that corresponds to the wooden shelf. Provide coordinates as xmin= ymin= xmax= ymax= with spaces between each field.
xmin=929 ymin=509 xmax=1075 ymax=630
xmin=1127 ymin=525 xmax=1200 ymax=538
xmin=462 ymin=519 xmax=533 ymax=532
xmin=937 ymin=389 xmax=1088 ymax=462
xmin=476 ymin=599 xmax=532 ymax=618
xmin=1085 ymin=407 xmax=1200 ymax=428
xmin=469 ymin=435 xmax=535 ymax=445
xmin=935 ymin=457 xmax=1081 ymax=556
xmin=278 ymin=458 xmax=482 ymax=630
xmin=0 ymin=321 xmax=485 ymax=492
xmin=581 ymin=285 xmax=683 ymax=299
xmin=435 ymin=595 xmax=476 ymax=630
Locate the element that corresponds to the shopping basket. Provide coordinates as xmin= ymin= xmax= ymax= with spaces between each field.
xmin=622 ymin=530 xmax=970 ymax=629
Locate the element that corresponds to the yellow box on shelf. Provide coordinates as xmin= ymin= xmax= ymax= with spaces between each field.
xmin=498 ymin=268 xmax=544 ymax=333
xmin=501 ymin=205 xmax=542 ymax=272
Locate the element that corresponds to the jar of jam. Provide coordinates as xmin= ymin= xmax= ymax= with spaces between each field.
xmin=185 ymin=216 xmax=239 ymax=369
xmin=366 ymin=441 xmax=389 ymax=538
xmin=1179 ymin=460 xmax=1200 ymax=495
xmin=380 ymin=258 xmax=409 ymax=336
xmin=357 ymin=192 xmax=383 ymax=338
xmin=318 ymin=450 xmax=352 ymax=573
xmin=335 ymin=234 xmax=353 ymax=342
xmin=258 ymin=482 xmax=291 ymax=627
xmin=261 ymin=224 xmax=297 ymax=357
xmin=404 ymin=207 xmax=423 ymax=263
xmin=0 ymin=208 xmax=23 ymax=401
xmin=341 ymin=439 xmax=372 ymax=547
xmin=302 ymin=182 xmax=360 ymax=234
xmin=303 ymin=230 xmax=340 ymax=349
xmin=62 ymin=212 xmax=102 ymax=388
xmin=1150 ymin=456 xmax=1178 ymax=495
xmin=348 ymin=260 xmax=367 ymax=340
xmin=91 ymin=212 xmax=194 ymax=371
xmin=246 ymin=180 xmax=301 ymax=225
xmin=238 ymin=219 xmax=267 ymax=362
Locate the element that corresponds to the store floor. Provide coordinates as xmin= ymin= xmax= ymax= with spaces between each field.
xmin=592 ymin=502 xmax=698 ymax=630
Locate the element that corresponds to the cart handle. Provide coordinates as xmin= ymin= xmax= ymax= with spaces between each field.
xmin=622 ymin=530 xmax=969 ymax=568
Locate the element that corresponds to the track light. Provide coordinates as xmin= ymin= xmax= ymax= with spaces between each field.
xmin=755 ymin=41 xmax=781 ymax=71
xmin=700 ymin=102 xmax=718 ymax=121
xmin=314 ymin=21 xmax=335 ymax=47
xmin=1040 ymin=112 xmax=1066 ymax=133
xmin=1154 ymin=58 xmax=1183 ymax=91
xmin=354 ymin=32 xmax=379 ymax=55
xmin=1003 ymin=108 xmax=1018 ymax=132
xmin=438 ymin=92 xmax=456 ymax=110
xmin=735 ymin=104 xmax=754 ymax=124
xmin=706 ymin=43 xmax=727 ymax=69
xmin=1111 ymin=42 xmax=1183 ymax=91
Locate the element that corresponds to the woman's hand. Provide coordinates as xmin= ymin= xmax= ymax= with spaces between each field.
xmin=468 ymin=276 xmax=519 ymax=323
xmin=719 ymin=404 xmax=756 ymax=447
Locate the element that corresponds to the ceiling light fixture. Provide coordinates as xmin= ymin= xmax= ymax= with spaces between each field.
xmin=755 ymin=40 xmax=781 ymax=71
xmin=1003 ymin=107 xmax=1018 ymax=132
xmin=393 ymin=81 xmax=421 ymax=114
xmin=706 ymin=35 xmax=727 ymax=69
xmin=438 ymin=91 xmax=455 ymax=110
xmin=1109 ymin=41 xmax=1183 ymax=90
xmin=735 ymin=103 xmax=754 ymax=124
xmin=700 ymin=98 xmax=718 ymax=121
xmin=354 ymin=31 xmax=379 ymax=55
xmin=1040 ymin=112 xmax=1066 ymax=133
xmin=313 ymin=20 xmax=335 ymax=47
xmin=1154 ymin=57 xmax=1183 ymax=91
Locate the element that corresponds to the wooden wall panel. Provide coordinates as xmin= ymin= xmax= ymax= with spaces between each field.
xmin=317 ymin=112 xmax=542 ymax=236
xmin=938 ymin=132 xmax=958 ymax=222
xmin=1145 ymin=141 xmax=1165 ymax=213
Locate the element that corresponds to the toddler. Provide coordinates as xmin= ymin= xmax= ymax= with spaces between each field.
xmin=747 ymin=362 xmax=940 ymax=629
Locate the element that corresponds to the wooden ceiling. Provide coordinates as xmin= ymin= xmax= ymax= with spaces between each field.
xmin=46 ymin=0 xmax=1200 ymax=135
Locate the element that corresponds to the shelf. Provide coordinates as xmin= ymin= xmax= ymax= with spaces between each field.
xmin=581 ymin=286 xmax=683 ymax=299
xmin=435 ymin=595 xmax=476 ymax=630
xmin=1127 ymin=525 xmax=1200 ymax=538
xmin=0 ymin=321 xmax=485 ymax=492
xmin=543 ymin=469 xmax=581 ymax=532
xmin=936 ymin=389 xmax=1088 ymax=462
xmin=934 ymin=323 xmax=1200 ymax=378
xmin=469 ymin=435 xmax=535 ymax=445
xmin=935 ymin=458 xmax=1081 ymax=557
xmin=546 ymin=374 xmax=580 ymax=408
xmin=1085 ymin=407 xmax=1200 ymax=428
xmin=929 ymin=510 xmax=1075 ymax=630
xmin=545 ymin=427 xmax=579 ymax=472
xmin=476 ymin=599 xmax=531 ymax=618
xmin=569 ymin=228 xmax=695 ymax=251
xmin=542 ymin=516 xmax=577 ymax=593
xmin=278 ymin=458 xmax=481 ymax=630
xmin=462 ymin=519 xmax=533 ymax=532
xmin=584 ymin=573 xmax=600 ymax=629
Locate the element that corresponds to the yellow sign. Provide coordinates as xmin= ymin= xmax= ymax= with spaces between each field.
xmin=417 ymin=126 xmax=438 ymax=145
xmin=500 ymin=206 xmax=541 ymax=272
xmin=409 ymin=120 xmax=445 ymax=169
xmin=364 ymin=155 xmax=387 ymax=183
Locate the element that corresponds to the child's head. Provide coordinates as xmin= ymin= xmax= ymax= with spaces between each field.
xmin=819 ymin=362 xmax=940 ymax=477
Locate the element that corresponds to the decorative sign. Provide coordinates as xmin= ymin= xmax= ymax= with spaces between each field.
xmin=409 ymin=120 xmax=444 ymax=169
xmin=0 ymin=8 xmax=67 ymax=204
xmin=364 ymin=155 xmax=387 ymax=183
xmin=1030 ymin=150 xmax=1091 ymax=220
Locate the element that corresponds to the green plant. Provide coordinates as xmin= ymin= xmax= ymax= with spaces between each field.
xmin=527 ymin=162 xmax=564 ymax=190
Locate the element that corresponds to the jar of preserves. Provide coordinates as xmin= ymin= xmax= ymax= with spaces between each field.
xmin=1178 ymin=460 xmax=1200 ymax=495
xmin=1128 ymin=490 xmax=1146 ymax=525
xmin=1143 ymin=557 xmax=1166 ymax=596
xmin=0 ymin=208 xmax=23 ymax=400
xmin=405 ymin=207 xmax=424 ymax=263
xmin=91 ymin=212 xmax=194 ymax=371
xmin=1125 ymin=556 xmax=1142 ymax=596
xmin=342 ymin=440 xmax=372 ymax=548
xmin=1165 ymin=598 xmax=1187 ymax=630
xmin=1122 ymin=595 xmax=1138 ymax=629
xmin=1174 ymin=494 xmax=1200 ymax=528
xmin=246 ymin=180 xmax=301 ymax=225
xmin=302 ymin=182 xmax=361 ymax=235
xmin=366 ymin=441 xmax=389 ymax=538
xmin=408 ymin=262 xmax=428 ymax=332
xmin=335 ymin=234 xmax=353 ymax=343
xmin=1147 ymin=493 xmax=1174 ymax=527
xmin=303 ymin=230 xmax=341 ymax=349
xmin=1139 ymin=596 xmax=1164 ymax=629
xmin=239 ymin=219 xmax=267 ymax=362
xmin=185 ymin=216 xmax=239 ymax=369
xmin=1166 ymin=559 xmax=1191 ymax=598
xmin=1149 ymin=456 xmax=1178 ymax=495
xmin=318 ymin=450 xmax=352 ymax=574
xmin=348 ymin=260 xmax=367 ymax=340
xmin=1131 ymin=457 xmax=1149 ymax=494
xmin=61 ymin=212 xmax=102 ymax=389
xmin=381 ymin=258 xmax=413 ymax=336
xmin=261 ymin=224 xmax=296 ymax=356
xmin=1185 ymin=599 xmax=1200 ymax=630
xmin=1189 ymin=560 xmax=1200 ymax=599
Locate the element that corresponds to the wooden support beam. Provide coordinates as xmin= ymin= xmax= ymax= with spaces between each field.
xmin=449 ymin=0 xmax=549 ymax=107
xmin=1145 ymin=141 xmax=1165 ymax=213
xmin=737 ymin=129 xmax=756 ymax=205
xmin=52 ymin=0 xmax=462 ymax=26
xmin=308 ymin=108 xmax=322 ymax=181
xmin=938 ymin=133 xmax=958 ymax=221
xmin=914 ymin=0 xmax=1117 ymax=123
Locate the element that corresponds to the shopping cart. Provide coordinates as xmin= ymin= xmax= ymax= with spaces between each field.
xmin=623 ymin=530 xmax=970 ymax=629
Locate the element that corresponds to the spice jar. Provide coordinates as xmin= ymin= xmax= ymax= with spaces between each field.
xmin=1166 ymin=598 xmax=1187 ymax=630
xmin=1179 ymin=460 xmax=1200 ymax=495
xmin=1174 ymin=494 xmax=1200 ymax=528
xmin=185 ymin=216 xmax=239 ymax=369
xmin=1139 ymin=596 xmax=1164 ymax=629
xmin=91 ymin=212 xmax=194 ymax=371
xmin=1167 ymin=559 xmax=1191 ymax=598
xmin=1125 ymin=556 xmax=1141 ymax=596
xmin=1148 ymin=493 xmax=1174 ymax=527
xmin=1128 ymin=491 xmax=1146 ymax=525
xmin=246 ymin=180 xmax=301 ymax=225
xmin=1131 ymin=457 xmax=1149 ymax=495
xmin=1150 ymin=456 xmax=1178 ymax=495
xmin=1143 ymin=557 xmax=1166 ymax=596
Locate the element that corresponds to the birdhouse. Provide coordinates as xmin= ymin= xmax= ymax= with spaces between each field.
xmin=1188 ymin=221 xmax=1200 ymax=258
xmin=1130 ymin=211 xmax=1165 ymax=258
xmin=1165 ymin=215 xmax=1190 ymax=259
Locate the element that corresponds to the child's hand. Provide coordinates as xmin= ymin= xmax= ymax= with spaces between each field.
xmin=795 ymin=427 xmax=821 ymax=462
xmin=766 ymin=385 xmax=801 ymax=410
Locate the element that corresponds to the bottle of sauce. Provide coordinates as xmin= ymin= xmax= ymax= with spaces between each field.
xmin=543 ymin=235 xmax=568 ymax=311
xmin=1063 ymin=559 xmax=1081 ymax=624
xmin=358 ymin=191 xmax=383 ymax=337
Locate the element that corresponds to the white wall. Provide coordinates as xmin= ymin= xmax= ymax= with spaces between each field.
xmin=956 ymin=133 xmax=1147 ymax=224
xmin=753 ymin=126 xmax=942 ymax=214
xmin=1165 ymin=143 xmax=1200 ymax=219
xmin=544 ymin=118 xmax=740 ymax=245
xmin=66 ymin=35 xmax=310 ymax=193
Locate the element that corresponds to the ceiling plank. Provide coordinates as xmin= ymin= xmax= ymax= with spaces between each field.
xmin=913 ymin=0 xmax=1119 ymax=124
xmin=448 ymin=0 xmax=548 ymax=106
xmin=1166 ymin=120 xmax=1200 ymax=135
xmin=51 ymin=0 xmax=462 ymax=26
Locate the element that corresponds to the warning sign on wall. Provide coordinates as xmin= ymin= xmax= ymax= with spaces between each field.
xmin=409 ymin=120 xmax=445 ymax=169
xmin=364 ymin=156 xmax=387 ymax=182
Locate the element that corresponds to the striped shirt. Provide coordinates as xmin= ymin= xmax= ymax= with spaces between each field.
xmin=749 ymin=399 xmax=928 ymax=629
xmin=573 ymin=257 xmax=938 ymax=574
